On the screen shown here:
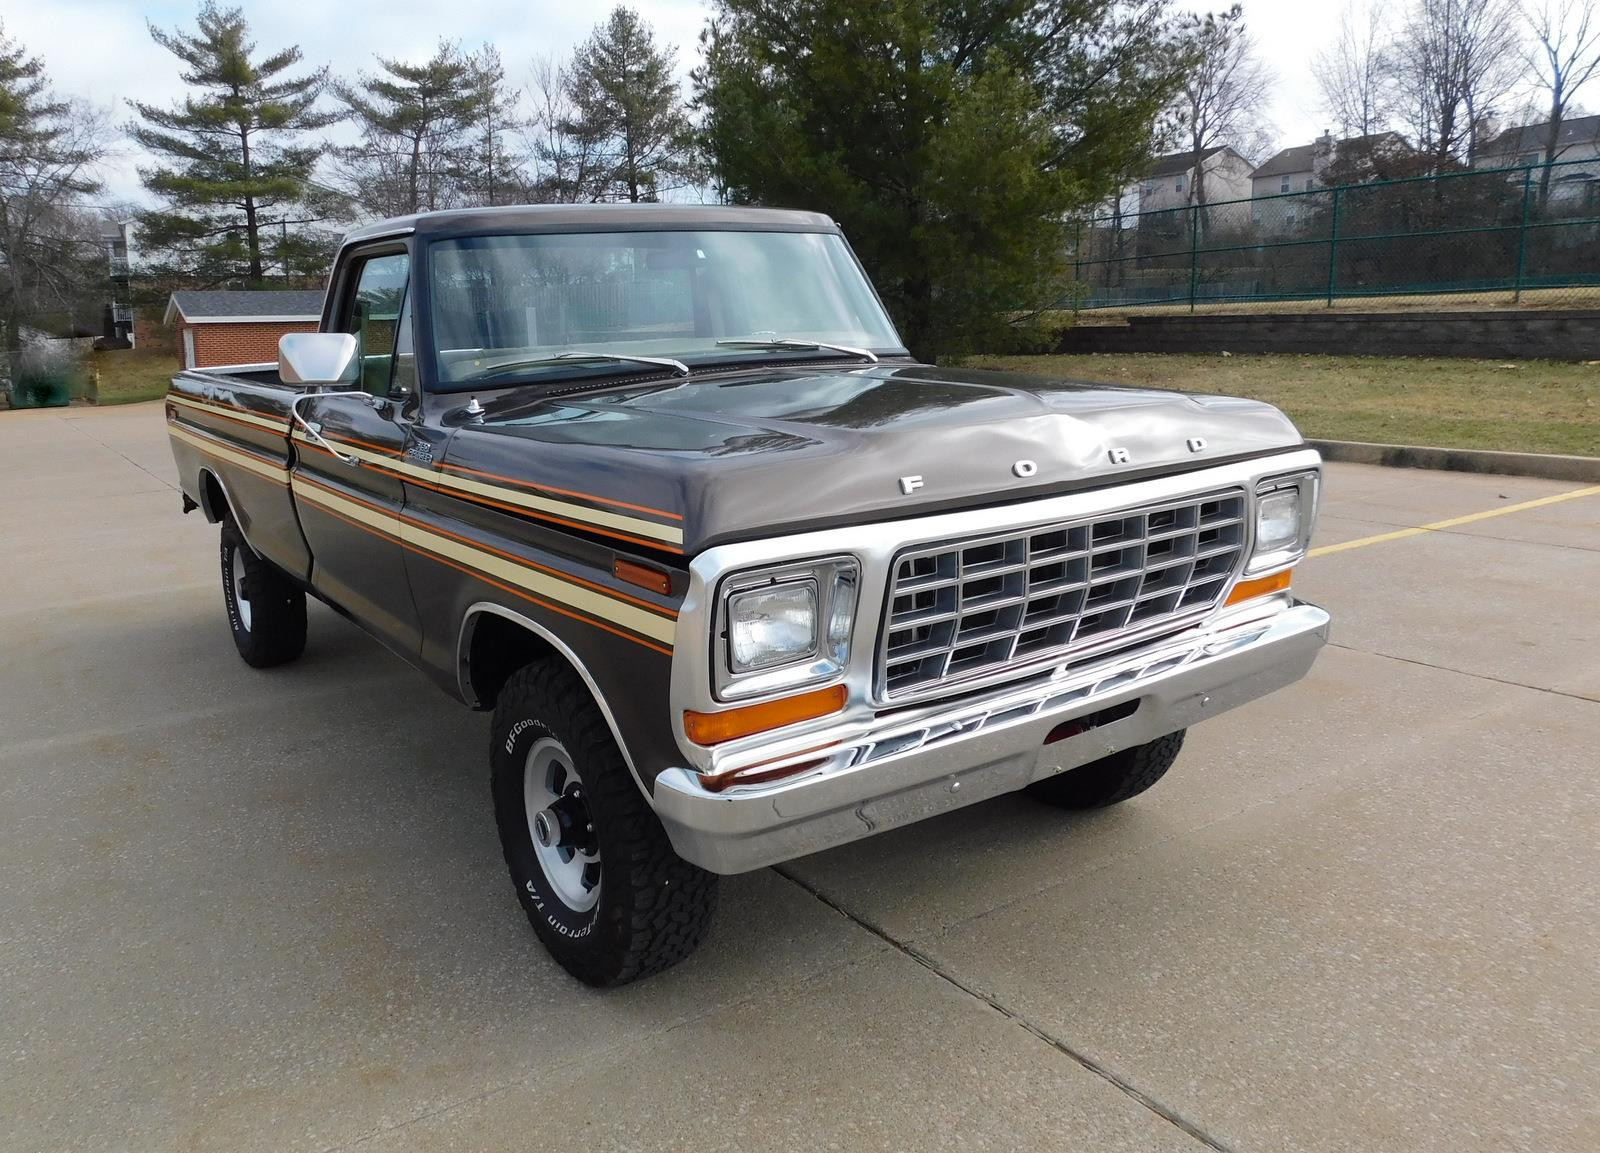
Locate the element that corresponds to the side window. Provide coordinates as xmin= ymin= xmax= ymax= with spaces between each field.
xmin=342 ymin=252 xmax=410 ymax=396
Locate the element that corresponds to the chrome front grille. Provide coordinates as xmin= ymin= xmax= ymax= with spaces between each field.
xmin=878 ymin=489 xmax=1248 ymax=700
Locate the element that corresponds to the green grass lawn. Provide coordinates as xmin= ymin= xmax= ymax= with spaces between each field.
xmin=965 ymin=353 xmax=1600 ymax=457
xmin=88 ymin=346 xmax=177 ymax=406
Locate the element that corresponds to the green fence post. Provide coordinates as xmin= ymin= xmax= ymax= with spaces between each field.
xmin=1188 ymin=203 xmax=1199 ymax=313
xmin=1514 ymin=165 xmax=1533 ymax=303
xmin=1074 ymin=218 xmax=1084 ymax=307
xmin=1326 ymin=186 xmax=1341 ymax=308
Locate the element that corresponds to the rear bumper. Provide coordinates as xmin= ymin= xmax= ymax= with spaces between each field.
xmin=654 ymin=599 xmax=1329 ymax=874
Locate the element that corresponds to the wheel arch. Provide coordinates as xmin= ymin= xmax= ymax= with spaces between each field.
xmin=196 ymin=466 xmax=266 ymax=558
xmin=457 ymin=602 xmax=650 ymax=802
xmin=196 ymin=466 xmax=232 ymax=525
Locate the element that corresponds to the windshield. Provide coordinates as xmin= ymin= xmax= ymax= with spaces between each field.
xmin=427 ymin=229 xmax=905 ymax=390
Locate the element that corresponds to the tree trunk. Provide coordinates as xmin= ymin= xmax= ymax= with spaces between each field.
xmin=625 ymin=116 xmax=640 ymax=203
xmin=410 ymin=132 xmax=423 ymax=214
xmin=240 ymin=121 xmax=263 ymax=283
xmin=1539 ymin=97 xmax=1563 ymax=210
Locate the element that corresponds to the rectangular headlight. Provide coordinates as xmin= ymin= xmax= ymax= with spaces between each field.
xmin=728 ymin=582 xmax=818 ymax=672
xmin=1256 ymin=489 xmax=1301 ymax=554
xmin=716 ymin=557 xmax=858 ymax=700
xmin=1247 ymin=472 xmax=1317 ymax=573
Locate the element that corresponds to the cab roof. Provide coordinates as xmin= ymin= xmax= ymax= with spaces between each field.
xmin=341 ymin=203 xmax=839 ymax=248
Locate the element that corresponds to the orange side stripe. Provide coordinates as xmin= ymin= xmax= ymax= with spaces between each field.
xmin=318 ymin=429 xmax=404 ymax=457
xmin=295 ymin=440 xmax=685 ymax=554
xmin=180 ymin=404 xmax=286 ymax=438
xmin=174 ymin=392 xmax=289 ymax=428
xmin=175 ymin=401 xmax=676 ymax=529
xmin=438 ymin=460 xmax=684 ymax=521
xmin=291 ymin=472 xmax=677 ymax=619
xmin=410 ymin=543 xmax=674 ymax=657
xmin=298 ymin=492 xmax=672 ymax=656
xmin=169 ymin=417 xmax=291 ymax=477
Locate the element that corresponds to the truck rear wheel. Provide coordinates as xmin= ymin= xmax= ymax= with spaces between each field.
xmin=1026 ymin=730 xmax=1185 ymax=810
xmin=220 ymin=517 xmax=307 ymax=668
xmin=490 ymin=660 xmax=717 ymax=987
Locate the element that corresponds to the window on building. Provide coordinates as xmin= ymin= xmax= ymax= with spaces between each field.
xmin=1305 ymin=179 xmax=1315 ymax=191
xmin=1175 ymin=176 xmax=1185 ymax=192
xmin=1519 ymin=152 xmax=1540 ymax=166
xmin=1280 ymin=178 xmax=1290 ymax=193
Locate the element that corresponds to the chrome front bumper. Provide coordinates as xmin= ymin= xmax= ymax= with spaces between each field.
xmin=654 ymin=599 xmax=1329 ymax=874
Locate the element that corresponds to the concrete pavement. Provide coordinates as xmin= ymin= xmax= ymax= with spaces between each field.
xmin=2 ymin=402 xmax=1596 ymax=1152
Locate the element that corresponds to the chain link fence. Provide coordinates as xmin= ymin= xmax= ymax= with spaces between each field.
xmin=1069 ymin=156 xmax=1600 ymax=313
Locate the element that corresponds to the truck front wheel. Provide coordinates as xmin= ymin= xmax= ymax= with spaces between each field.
xmin=220 ymin=517 xmax=306 ymax=668
xmin=489 ymin=660 xmax=717 ymax=986
xmin=1026 ymin=730 xmax=1186 ymax=810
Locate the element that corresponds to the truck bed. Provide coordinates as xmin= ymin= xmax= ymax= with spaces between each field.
xmin=166 ymin=362 xmax=313 ymax=580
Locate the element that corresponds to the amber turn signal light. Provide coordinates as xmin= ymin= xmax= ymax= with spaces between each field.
xmin=684 ymin=684 xmax=848 ymax=746
xmin=613 ymin=559 xmax=672 ymax=596
xmin=1224 ymin=568 xmax=1292 ymax=606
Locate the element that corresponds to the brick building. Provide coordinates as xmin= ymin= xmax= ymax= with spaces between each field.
xmin=163 ymin=290 xmax=325 ymax=370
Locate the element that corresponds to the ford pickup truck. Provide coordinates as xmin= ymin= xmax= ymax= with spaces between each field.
xmin=165 ymin=205 xmax=1329 ymax=986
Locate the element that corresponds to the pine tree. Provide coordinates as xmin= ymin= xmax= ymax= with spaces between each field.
xmin=696 ymin=0 xmax=1188 ymax=358
xmin=0 ymin=22 xmax=105 ymax=355
xmin=335 ymin=42 xmax=485 ymax=217
xmin=461 ymin=46 xmax=522 ymax=206
xmin=564 ymin=7 xmax=700 ymax=202
xmin=128 ymin=2 xmax=337 ymax=285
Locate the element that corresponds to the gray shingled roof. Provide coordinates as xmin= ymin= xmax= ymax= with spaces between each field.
xmin=1145 ymin=147 xmax=1225 ymax=178
xmin=165 ymin=290 xmax=325 ymax=324
xmin=1252 ymin=132 xmax=1410 ymax=179
xmin=1481 ymin=114 xmax=1600 ymax=157
xmin=1252 ymin=144 xmax=1317 ymax=179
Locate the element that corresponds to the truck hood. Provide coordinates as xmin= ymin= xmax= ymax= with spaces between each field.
xmin=442 ymin=363 xmax=1305 ymax=555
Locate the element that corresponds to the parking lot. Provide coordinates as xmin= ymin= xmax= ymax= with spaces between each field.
xmin=2 ymin=401 xmax=1596 ymax=1153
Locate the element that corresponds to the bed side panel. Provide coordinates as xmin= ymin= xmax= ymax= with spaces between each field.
xmin=165 ymin=368 xmax=313 ymax=581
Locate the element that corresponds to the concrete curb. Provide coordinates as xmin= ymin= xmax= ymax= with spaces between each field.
xmin=1309 ymin=439 xmax=1600 ymax=483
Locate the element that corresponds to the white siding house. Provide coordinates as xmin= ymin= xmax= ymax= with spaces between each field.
xmin=1474 ymin=115 xmax=1600 ymax=206
xmin=1250 ymin=132 xmax=1412 ymax=200
xmin=1136 ymin=147 xmax=1255 ymax=214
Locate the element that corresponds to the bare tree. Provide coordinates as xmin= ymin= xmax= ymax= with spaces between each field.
xmin=0 ymin=24 xmax=109 ymax=360
xmin=522 ymin=55 xmax=605 ymax=202
xmin=1315 ymin=3 xmax=1396 ymax=136
xmin=1171 ymin=6 xmax=1274 ymax=214
xmin=1521 ymin=0 xmax=1600 ymax=201
xmin=460 ymin=46 xmax=523 ymax=207
xmin=1393 ymin=0 xmax=1524 ymax=166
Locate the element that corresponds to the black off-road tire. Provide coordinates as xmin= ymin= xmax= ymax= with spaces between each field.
xmin=1026 ymin=730 xmax=1186 ymax=810
xmin=490 ymin=660 xmax=718 ymax=987
xmin=220 ymin=517 xmax=306 ymax=668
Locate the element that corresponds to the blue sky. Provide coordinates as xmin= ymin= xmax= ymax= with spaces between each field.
xmin=7 ymin=0 xmax=1336 ymax=207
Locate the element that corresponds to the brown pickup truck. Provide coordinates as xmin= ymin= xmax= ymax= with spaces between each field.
xmin=166 ymin=204 xmax=1329 ymax=985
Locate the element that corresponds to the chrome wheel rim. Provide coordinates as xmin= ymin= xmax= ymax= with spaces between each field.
xmin=230 ymin=547 xmax=252 ymax=632
xmin=523 ymin=737 xmax=601 ymax=913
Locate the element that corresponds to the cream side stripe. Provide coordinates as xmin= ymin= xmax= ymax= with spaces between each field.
xmin=169 ymin=393 xmax=287 ymax=432
xmin=293 ymin=432 xmax=683 ymax=545
xmin=1309 ymin=484 xmax=1600 ymax=558
xmin=290 ymin=477 xmax=397 ymax=537
xmin=400 ymin=520 xmax=679 ymax=644
xmin=291 ymin=480 xmax=677 ymax=645
xmin=169 ymin=423 xmax=289 ymax=483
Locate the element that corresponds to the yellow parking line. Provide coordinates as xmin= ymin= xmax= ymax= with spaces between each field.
xmin=1309 ymin=484 xmax=1600 ymax=557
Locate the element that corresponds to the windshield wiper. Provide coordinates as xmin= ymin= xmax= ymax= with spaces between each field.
xmin=715 ymin=338 xmax=879 ymax=364
xmin=475 ymin=351 xmax=691 ymax=380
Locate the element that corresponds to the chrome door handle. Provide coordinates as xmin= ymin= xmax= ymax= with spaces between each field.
xmin=289 ymin=391 xmax=362 ymax=466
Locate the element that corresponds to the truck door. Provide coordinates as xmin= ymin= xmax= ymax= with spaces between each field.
xmin=290 ymin=246 xmax=424 ymax=656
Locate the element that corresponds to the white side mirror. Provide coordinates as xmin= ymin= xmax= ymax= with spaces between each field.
xmin=279 ymin=332 xmax=358 ymax=386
